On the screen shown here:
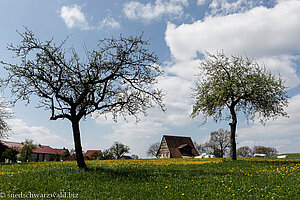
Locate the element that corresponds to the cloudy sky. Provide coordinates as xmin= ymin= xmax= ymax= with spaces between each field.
xmin=1 ymin=0 xmax=300 ymax=157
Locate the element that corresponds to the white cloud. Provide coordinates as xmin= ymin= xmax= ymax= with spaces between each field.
xmin=206 ymin=0 xmax=272 ymax=16
xmin=197 ymin=0 xmax=207 ymax=6
xmin=123 ymin=0 xmax=189 ymax=22
xmin=100 ymin=16 xmax=121 ymax=29
xmin=156 ymin=76 xmax=194 ymax=125
xmin=60 ymin=4 xmax=90 ymax=30
xmin=237 ymin=94 xmax=300 ymax=153
xmin=164 ymin=59 xmax=200 ymax=80
xmin=60 ymin=5 xmax=121 ymax=30
xmin=166 ymin=1 xmax=300 ymax=61
xmin=257 ymin=56 xmax=300 ymax=88
xmin=165 ymin=0 xmax=300 ymax=85
xmin=6 ymin=119 xmax=73 ymax=149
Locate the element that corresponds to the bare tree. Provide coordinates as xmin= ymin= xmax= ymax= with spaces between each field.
xmin=109 ymin=141 xmax=130 ymax=159
xmin=194 ymin=141 xmax=213 ymax=155
xmin=146 ymin=142 xmax=160 ymax=157
xmin=0 ymin=100 xmax=11 ymax=139
xmin=253 ymin=145 xmax=278 ymax=157
xmin=195 ymin=129 xmax=230 ymax=157
xmin=208 ymin=129 xmax=230 ymax=158
xmin=101 ymin=149 xmax=115 ymax=160
xmin=1 ymin=29 xmax=164 ymax=169
xmin=237 ymin=146 xmax=253 ymax=157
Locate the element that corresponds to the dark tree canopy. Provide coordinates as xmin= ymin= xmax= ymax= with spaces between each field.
xmin=194 ymin=141 xmax=213 ymax=154
xmin=109 ymin=141 xmax=130 ymax=159
xmin=208 ymin=129 xmax=230 ymax=158
xmin=237 ymin=146 xmax=253 ymax=157
xmin=17 ymin=139 xmax=36 ymax=162
xmin=253 ymin=145 xmax=278 ymax=157
xmin=1 ymin=29 xmax=164 ymax=169
xmin=101 ymin=149 xmax=115 ymax=160
xmin=194 ymin=129 xmax=230 ymax=158
xmin=2 ymin=147 xmax=18 ymax=162
xmin=191 ymin=52 xmax=288 ymax=160
xmin=90 ymin=151 xmax=102 ymax=160
xmin=146 ymin=142 xmax=160 ymax=157
xmin=0 ymin=141 xmax=8 ymax=162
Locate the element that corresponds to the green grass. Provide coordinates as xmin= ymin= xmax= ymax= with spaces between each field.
xmin=0 ymin=158 xmax=299 ymax=199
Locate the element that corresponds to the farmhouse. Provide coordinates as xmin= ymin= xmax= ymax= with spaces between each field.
xmin=1 ymin=140 xmax=67 ymax=162
xmin=156 ymin=135 xmax=199 ymax=158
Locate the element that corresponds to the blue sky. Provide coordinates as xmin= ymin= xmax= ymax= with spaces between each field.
xmin=1 ymin=0 xmax=300 ymax=157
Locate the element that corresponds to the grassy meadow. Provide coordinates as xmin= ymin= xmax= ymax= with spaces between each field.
xmin=0 ymin=158 xmax=299 ymax=199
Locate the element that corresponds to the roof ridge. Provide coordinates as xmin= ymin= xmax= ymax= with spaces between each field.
xmin=163 ymin=135 xmax=191 ymax=138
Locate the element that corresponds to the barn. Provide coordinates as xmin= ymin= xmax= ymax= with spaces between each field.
xmin=156 ymin=135 xmax=199 ymax=158
xmin=1 ymin=140 xmax=66 ymax=162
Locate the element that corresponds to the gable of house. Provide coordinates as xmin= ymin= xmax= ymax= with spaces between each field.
xmin=156 ymin=136 xmax=171 ymax=158
xmin=157 ymin=135 xmax=199 ymax=158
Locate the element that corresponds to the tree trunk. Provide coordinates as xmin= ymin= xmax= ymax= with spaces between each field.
xmin=229 ymin=106 xmax=237 ymax=160
xmin=220 ymin=143 xmax=224 ymax=158
xmin=71 ymin=120 xmax=87 ymax=169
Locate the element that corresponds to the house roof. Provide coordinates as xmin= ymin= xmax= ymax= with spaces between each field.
xmin=85 ymin=150 xmax=101 ymax=158
xmin=54 ymin=148 xmax=67 ymax=155
xmin=160 ymin=135 xmax=199 ymax=158
xmin=1 ymin=140 xmax=65 ymax=155
xmin=33 ymin=145 xmax=64 ymax=155
xmin=1 ymin=141 xmax=22 ymax=150
xmin=178 ymin=144 xmax=191 ymax=149
xmin=120 ymin=155 xmax=132 ymax=159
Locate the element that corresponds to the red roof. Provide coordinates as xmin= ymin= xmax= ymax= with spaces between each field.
xmin=85 ymin=150 xmax=101 ymax=158
xmin=54 ymin=148 xmax=67 ymax=155
xmin=1 ymin=141 xmax=22 ymax=150
xmin=33 ymin=145 xmax=64 ymax=155
xmin=1 ymin=141 xmax=65 ymax=155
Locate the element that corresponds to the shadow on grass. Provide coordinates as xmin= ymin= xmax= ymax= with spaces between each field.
xmin=85 ymin=165 xmax=228 ymax=179
xmin=86 ymin=167 xmax=156 ymax=179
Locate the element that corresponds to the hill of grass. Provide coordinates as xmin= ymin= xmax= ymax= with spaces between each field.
xmin=0 ymin=158 xmax=299 ymax=199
